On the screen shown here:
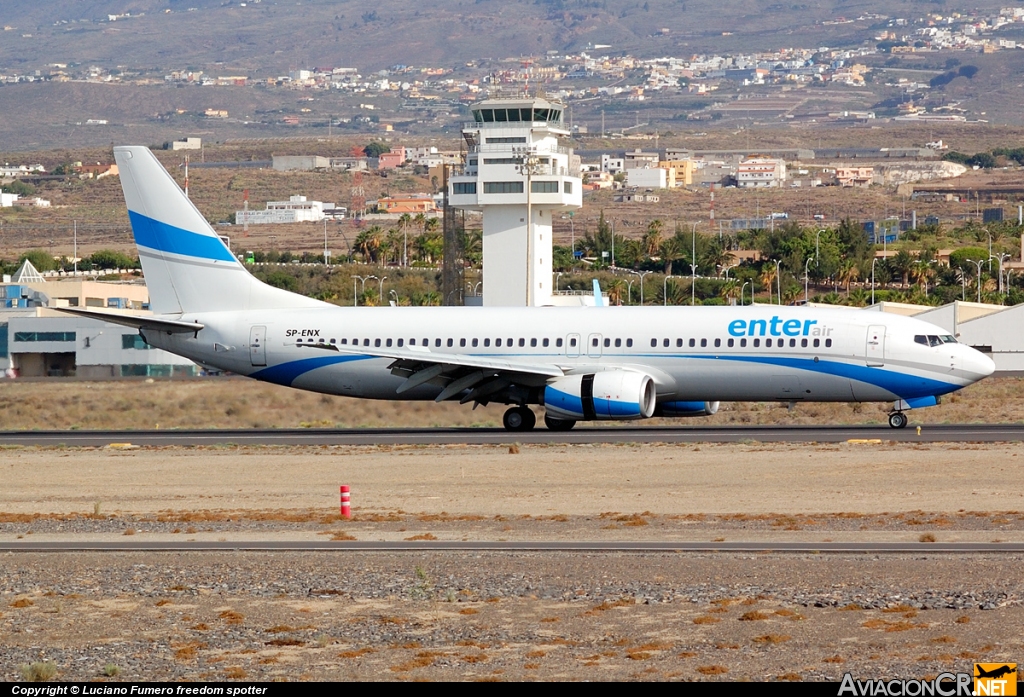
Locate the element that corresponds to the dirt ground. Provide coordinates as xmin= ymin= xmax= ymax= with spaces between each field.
xmin=2 ymin=439 xmax=1023 ymax=681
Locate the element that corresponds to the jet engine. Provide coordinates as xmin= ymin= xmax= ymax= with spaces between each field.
xmin=544 ymin=371 xmax=656 ymax=421
xmin=653 ymin=401 xmax=720 ymax=418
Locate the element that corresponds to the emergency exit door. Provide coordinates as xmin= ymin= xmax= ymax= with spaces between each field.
xmin=865 ymin=325 xmax=885 ymax=367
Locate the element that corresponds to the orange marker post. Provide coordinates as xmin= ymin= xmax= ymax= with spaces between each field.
xmin=340 ymin=485 xmax=351 ymax=519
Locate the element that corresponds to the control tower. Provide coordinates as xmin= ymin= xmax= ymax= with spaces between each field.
xmin=448 ymin=96 xmax=582 ymax=306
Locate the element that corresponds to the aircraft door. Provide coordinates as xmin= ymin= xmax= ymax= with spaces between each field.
xmin=566 ymin=333 xmax=581 ymax=358
xmin=587 ymin=333 xmax=603 ymax=359
xmin=865 ymin=325 xmax=885 ymax=367
xmin=250 ymin=326 xmax=267 ymax=367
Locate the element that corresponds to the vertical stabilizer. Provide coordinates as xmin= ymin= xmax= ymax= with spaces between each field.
xmin=114 ymin=146 xmax=325 ymax=314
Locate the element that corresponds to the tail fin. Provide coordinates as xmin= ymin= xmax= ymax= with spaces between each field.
xmin=114 ymin=146 xmax=324 ymax=314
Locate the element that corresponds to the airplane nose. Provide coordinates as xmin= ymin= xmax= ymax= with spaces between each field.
xmin=963 ymin=347 xmax=995 ymax=379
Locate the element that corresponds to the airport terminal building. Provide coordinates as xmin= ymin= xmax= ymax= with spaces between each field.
xmin=0 ymin=261 xmax=198 ymax=378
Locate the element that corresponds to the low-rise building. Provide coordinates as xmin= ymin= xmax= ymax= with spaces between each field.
xmin=835 ymin=166 xmax=874 ymax=188
xmin=659 ymin=159 xmax=695 ymax=186
xmin=626 ymin=166 xmax=673 ymax=189
xmin=236 ymin=195 xmax=331 ymax=225
xmin=378 ymin=147 xmax=407 ymax=169
xmin=737 ymin=156 xmax=787 ymax=188
xmin=272 ymin=155 xmax=329 ymax=171
xmin=171 ymin=137 xmax=202 ymax=151
xmin=375 ymin=194 xmax=437 ymax=214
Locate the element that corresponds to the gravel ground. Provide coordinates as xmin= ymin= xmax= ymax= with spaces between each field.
xmin=1 ymin=553 xmax=1022 ymax=681
xmin=2 ymin=442 xmax=1023 ymax=681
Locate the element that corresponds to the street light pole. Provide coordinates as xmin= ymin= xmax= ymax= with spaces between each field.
xmin=774 ymin=259 xmax=783 ymax=306
xmin=378 ymin=276 xmax=387 ymax=305
xmin=741 ymin=281 xmax=749 ymax=306
xmin=804 ymin=256 xmax=814 ymax=303
xmin=663 ymin=275 xmax=675 ymax=306
xmin=631 ymin=270 xmax=652 ymax=305
xmin=691 ymin=222 xmax=699 ymax=306
xmin=871 ymin=257 xmax=879 ymax=305
xmin=967 ymin=259 xmax=984 ymax=303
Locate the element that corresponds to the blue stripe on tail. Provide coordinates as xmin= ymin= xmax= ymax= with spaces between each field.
xmin=129 ymin=210 xmax=237 ymax=263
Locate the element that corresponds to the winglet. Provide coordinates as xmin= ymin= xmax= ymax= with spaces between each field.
xmin=592 ymin=279 xmax=604 ymax=307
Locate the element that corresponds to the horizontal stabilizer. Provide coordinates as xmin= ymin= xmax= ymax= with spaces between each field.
xmin=54 ymin=306 xmax=204 ymax=334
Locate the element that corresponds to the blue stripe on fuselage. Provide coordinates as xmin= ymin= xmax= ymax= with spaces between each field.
xmin=250 ymin=355 xmax=373 ymax=387
xmin=684 ymin=354 xmax=957 ymax=399
xmin=129 ymin=210 xmax=238 ymax=262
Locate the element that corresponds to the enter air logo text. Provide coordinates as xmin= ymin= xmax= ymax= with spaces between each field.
xmin=728 ymin=317 xmax=834 ymax=338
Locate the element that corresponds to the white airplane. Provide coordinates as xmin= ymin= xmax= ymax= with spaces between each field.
xmin=63 ymin=146 xmax=995 ymax=431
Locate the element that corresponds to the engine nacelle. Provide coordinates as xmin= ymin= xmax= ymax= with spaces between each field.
xmin=544 ymin=371 xmax=656 ymax=421
xmin=654 ymin=401 xmax=720 ymax=418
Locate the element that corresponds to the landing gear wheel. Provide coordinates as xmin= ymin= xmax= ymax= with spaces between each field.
xmin=888 ymin=411 xmax=908 ymax=429
xmin=544 ymin=414 xmax=577 ymax=431
xmin=503 ymin=406 xmax=536 ymax=432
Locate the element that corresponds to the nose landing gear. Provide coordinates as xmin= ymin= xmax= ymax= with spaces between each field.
xmin=888 ymin=411 xmax=908 ymax=429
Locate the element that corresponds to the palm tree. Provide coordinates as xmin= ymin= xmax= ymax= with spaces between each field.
xmin=659 ymin=237 xmax=684 ymax=275
xmin=354 ymin=226 xmax=383 ymax=265
xmin=838 ymin=258 xmax=859 ymax=296
xmin=397 ymin=213 xmax=412 ymax=266
xmin=642 ymin=219 xmax=664 ymax=258
xmin=759 ymin=264 xmax=778 ymax=304
xmin=606 ymin=279 xmax=627 ymax=306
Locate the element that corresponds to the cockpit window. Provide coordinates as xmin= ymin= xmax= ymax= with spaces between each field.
xmin=941 ymin=335 xmax=957 ymax=343
xmin=914 ymin=335 xmax=928 ymax=346
xmin=928 ymin=335 xmax=942 ymax=347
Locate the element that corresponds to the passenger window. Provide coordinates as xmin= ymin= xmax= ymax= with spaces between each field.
xmin=472 ymin=338 xmax=478 ymax=347
xmin=603 ymin=338 xmax=610 ymax=348
xmin=650 ymin=338 xmax=657 ymax=347
xmin=386 ymin=338 xmax=392 ymax=347
xmin=330 ymin=338 xmax=336 ymax=344
xmin=766 ymin=339 xmax=773 ymax=347
xmin=435 ymin=338 xmax=441 ymax=347
xmin=801 ymin=338 xmax=807 ymax=348
xmin=614 ymin=338 xmax=621 ymax=348
xmin=753 ymin=338 xmax=760 ymax=347
xmin=594 ymin=338 xmax=600 ymax=347
xmin=813 ymin=338 xmax=820 ymax=348
xmin=460 ymin=338 xmax=466 ymax=347
xmin=626 ymin=339 xmax=633 ymax=347
xmin=531 ymin=338 xmax=537 ymax=347
xmin=740 ymin=338 xmax=747 ymax=348
xmin=496 ymin=338 xmax=502 ymax=347
xmin=727 ymin=338 xmax=733 ymax=347
xmin=423 ymin=338 xmax=428 ymax=346
xmin=543 ymin=338 xmax=549 ymax=347
xmin=519 ymin=338 xmax=525 ymax=347
xmin=714 ymin=338 xmax=721 ymax=348
xmin=447 ymin=338 xmax=454 ymax=347
xmin=676 ymin=338 xmax=683 ymax=347
xmin=789 ymin=339 xmax=796 ymax=348
xmin=663 ymin=338 xmax=669 ymax=347
xmin=557 ymin=338 xmax=563 ymax=347
xmin=374 ymin=338 xmax=381 ymax=347
xmin=700 ymin=338 xmax=707 ymax=348
xmin=688 ymin=338 xmax=695 ymax=348
xmin=397 ymin=338 xmax=404 ymax=347
xmin=507 ymin=338 xmax=512 ymax=345
xmin=363 ymin=338 xmax=370 ymax=346
xmin=408 ymin=338 xmax=415 ymax=345
xmin=484 ymin=338 xmax=490 ymax=347
xmin=341 ymin=338 xmax=348 ymax=345
xmin=569 ymin=337 xmax=576 ymax=347
xmin=825 ymin=338 xmax=833 ymax=348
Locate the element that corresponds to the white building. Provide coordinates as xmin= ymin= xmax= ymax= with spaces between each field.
xmin=626 ymin=167 xmax=670 ymax=189
xmin=448 ymin=97 xmax=583 ymax=306
xmin=235 ymin=195 xmax=331 ymax=225
xmin=737 ymin=157 xmax=787 ymax=188
xmin=171 ymin=137 xmax=202 ymax=151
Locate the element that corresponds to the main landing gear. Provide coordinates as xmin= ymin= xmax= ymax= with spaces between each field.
xmin=503 ymin=406 xmax=536 ymax=432
xmin=888 ymin=411 xmax=908 ymax=429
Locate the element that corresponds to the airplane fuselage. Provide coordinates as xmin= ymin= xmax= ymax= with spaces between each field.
xmin=143 ymin=304 xmax=992 ymax=406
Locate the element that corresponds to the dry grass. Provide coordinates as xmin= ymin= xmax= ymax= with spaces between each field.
xmin=0 ymin=376 xmax=1021 ymax=431
xmin=752 ymin=634 xmax=792 ymax=645
xmin=696 ymin=665 xmax=729 ymax=675
xmin=338 ymin=648 xmax=376 ymax=659
xmin=583 ymin=598 xmax=634 ymax=616
xmin=9 ymin=598 xmax=34 ymax=608
xmin=739 ymin=610 xmax=772 ymax=621
xmin=173 ymin=642 xmax=206 ymax=661
xmin=919 ymin=533 xmax=938 ymax=543
xmin=219 ymin=610 xmax=244 ymax=625
xmin=404 ymin=533 xmax=438 ymax=541
xmin=223 ymin=667 xmax=247 ymax=679
xmin=693 ymin=616 xmax=721 ymax=625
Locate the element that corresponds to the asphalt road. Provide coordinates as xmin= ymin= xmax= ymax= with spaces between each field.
xmin=1 ymin=541 xmax=1022 ymax=553
xmin=0 ymin=424 xmax=1022 ymax=446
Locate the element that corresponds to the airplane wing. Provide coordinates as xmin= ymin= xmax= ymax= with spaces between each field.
xmin=53 ymin=306 xmax=204 ymax=334
xmin=295 ymin=341 xmax=564 ymax=404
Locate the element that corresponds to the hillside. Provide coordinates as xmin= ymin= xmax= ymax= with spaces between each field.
xmin=0 ymin=1 xmax=1012 ymax=73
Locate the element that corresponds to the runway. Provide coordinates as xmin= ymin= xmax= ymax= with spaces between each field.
xmin=2 ymin=540 xmax=1023 ymax=553
xmin=1 ymin=423 xmax=1022 ymax=446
